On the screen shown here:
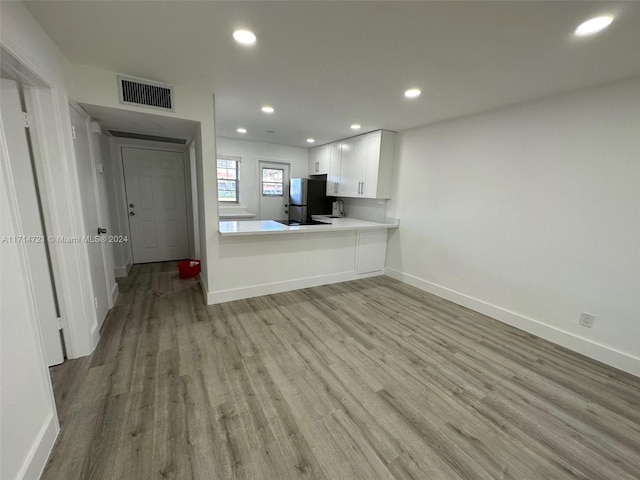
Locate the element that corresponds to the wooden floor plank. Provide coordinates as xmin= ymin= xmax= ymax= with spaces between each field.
xmin=43 ymin=263 xmax=640 ymax=479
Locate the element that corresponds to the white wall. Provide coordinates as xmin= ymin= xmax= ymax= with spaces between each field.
xmin=340 ymin=197 xmax=388 ymax=223
xmin=386 ymin=77 xmax=640 ymax=376
xmin=216 ymin=136 xmax=310 ymax=216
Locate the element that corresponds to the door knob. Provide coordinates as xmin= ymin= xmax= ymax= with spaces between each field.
xmin=129 ymin=203 xmax=134 ymax=208
xmin=129 ymin=212 xmax=135 ymax=216
xmin=97 ymin=227 xmax=107 ymax=234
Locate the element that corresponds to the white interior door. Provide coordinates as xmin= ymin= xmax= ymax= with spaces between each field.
xmin=122 ymin=147 xmax=189 ymax=263
xmin=69 ymin=105 xmax=110 ymax=328
xmin=1 ymin=78 xmax=64 ymax=366
xmin=258 ymin=161 xmax=290 ymax=221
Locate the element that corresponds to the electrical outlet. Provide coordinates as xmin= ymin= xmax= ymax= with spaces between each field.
xmin=579 ymin=312 xmax=595 ymax=328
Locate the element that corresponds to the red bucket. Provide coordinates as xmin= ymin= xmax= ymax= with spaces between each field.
xmin=177 ymin=259 xmax=201 ymax=279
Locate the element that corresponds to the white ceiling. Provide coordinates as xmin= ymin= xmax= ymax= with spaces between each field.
xmin=24 ymin=1 xmax=640 ymax=148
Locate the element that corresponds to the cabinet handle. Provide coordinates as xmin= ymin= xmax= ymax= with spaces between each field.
xmin=361 ymin=181 xmax=364 ymax=194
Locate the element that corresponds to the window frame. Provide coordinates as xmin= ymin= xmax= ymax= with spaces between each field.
xmin=261 ymin=166 xmax=285 ymax=197
xmin=217 ymin=155 xmax=240 ymax=204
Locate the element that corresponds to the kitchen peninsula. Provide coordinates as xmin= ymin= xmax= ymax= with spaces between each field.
xmin=211 ymin=216 xmax=398 ymax=304
xmin=210 ymin=128 xmax=399 ymax=304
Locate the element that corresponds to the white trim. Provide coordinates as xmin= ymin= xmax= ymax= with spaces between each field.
xmin=385 ymin=267 xmax=640 ymax=377
xmin=206 ymin=270 xmax=383 ymax=305
xmin=110 ymin=282 xmax=119 ymax=307
xmin=17 ymin=412 xmax=58 ymax=480
xmin=217 ymin=154 xmax=241 ymax=205
xmin=0 ymin=96 xmax=60 ymax=476
xmin=199 ymin=273 xmax=208 ymax=300
xmin=114 ymin=261 xmax=132 ymax=278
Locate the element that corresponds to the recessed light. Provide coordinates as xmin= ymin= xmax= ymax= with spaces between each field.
xmin=350 ymin=124 xmax=361 ymax=130
xmin=233 ymin=29 xmax=256 ymax=46
xmin=575 ymin=16 xmax=614 ymax=36
xmin=306 ymin=138 xmax=315 ymax=143
xmin=237 ymin=127 xmax=247 ymax=134
xmin=404 ymin=88 xmax=421 ymax=99
xmin=261 ymin=106 xmax=275 ymax=114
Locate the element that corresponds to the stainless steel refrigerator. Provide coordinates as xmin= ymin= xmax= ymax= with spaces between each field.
xmin=289 ymin=178 xmax=333 ymax=223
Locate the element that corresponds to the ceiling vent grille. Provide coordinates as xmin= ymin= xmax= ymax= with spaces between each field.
xmin=117 ymin=76 xmax=174 ymax=112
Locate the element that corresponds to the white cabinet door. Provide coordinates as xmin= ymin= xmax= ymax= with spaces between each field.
xmin=326 ymin=142 xmax=342 ymax=195
xmin=356 ymin=230 xmax=388 ymax=275
xmin=309 ymin=144 xmax=329 ymax=175
xmin=361 ymin=132 xmax=381 ymax=198
xmin=339 ymin=136 xmax=366 ymax=197
xmin=325 ymin=130 xmax=396 ymax=199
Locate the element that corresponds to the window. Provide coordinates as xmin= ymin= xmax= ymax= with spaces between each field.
xmin=262 ymin=167 xmax=284 ymax=196
xmin=217 ymin=157 xmax=239 ymax=202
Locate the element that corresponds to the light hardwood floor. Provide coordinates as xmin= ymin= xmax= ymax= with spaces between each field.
xmin=43 ymin=262 xmax=640 ymax=479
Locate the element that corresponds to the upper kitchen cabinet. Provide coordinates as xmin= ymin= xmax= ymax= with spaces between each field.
xmin=339 ymin=130 xmax=396 ymax=199
xmin=326 ymin=142 xmax=342 ymax=196
xmin=309 ymin=144 xmax=330 ymax=175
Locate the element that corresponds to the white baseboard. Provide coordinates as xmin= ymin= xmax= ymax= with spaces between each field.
xmin=90 ymin=319 xmax=101 ymax=346
xmin=114 ymin=262 xmax=132 ymax=278
xmin=206 ymin=270 xmax=383 ymax=305
xmin=385 ymin=267 xmax=640 ymax=377
xmin=18 ymin=412 xmax=58 ymax=480
xmin=198 ymin=273 xmax=208 ymax=301
xmin=110 ymin=282 xmax=119 ymax=307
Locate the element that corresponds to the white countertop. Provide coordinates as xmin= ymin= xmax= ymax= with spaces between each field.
xmin=218 ymin=217 xmax=399 ymax=236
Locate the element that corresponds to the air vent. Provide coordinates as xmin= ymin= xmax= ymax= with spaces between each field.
xmin=108 ymin=130 xmax=186 ymax=145
xmin=117 ymin=76 xmax=174 ymax=112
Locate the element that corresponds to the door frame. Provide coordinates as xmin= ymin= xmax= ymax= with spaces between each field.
xmin=257 ymin=159 xmax=291 ymax=220
xmin=1 ymin=46 xmax=100 ymax=361
xmin=69 ymin=102 xmax=115 ymax=329
xmin=1 ymin=76 xmax=66 ymax=366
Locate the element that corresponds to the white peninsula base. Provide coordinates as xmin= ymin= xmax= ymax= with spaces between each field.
xmin=207 ymin=218 xmax=398 ymax=304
